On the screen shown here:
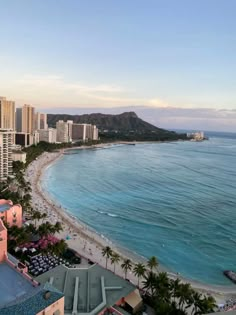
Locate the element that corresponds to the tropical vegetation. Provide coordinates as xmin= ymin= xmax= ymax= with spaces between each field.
xmin=100 ymin=247 xmax=216 ymax=315
xmin=143 ymin=271 xmax=216 ymax=315
xmin=102 ymin=246 xmax=113 ymax=269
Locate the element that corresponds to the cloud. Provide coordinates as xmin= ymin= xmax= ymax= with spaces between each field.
xmin=147 ymin=99 xmax=169 ymax=107
xmin=9 ymin=73 xmax=171 ymax=108
xmin=17 ymin=74 xmax=123 ymax=94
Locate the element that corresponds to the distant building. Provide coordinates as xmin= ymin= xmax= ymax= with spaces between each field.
xmin=72 ymin=123 xmax=99 ymax=142
xmin=187 ymin=131 xmax=205 ymax=141
xmin=0 ymin=97 xmax=15 ymax=130
xmin=33 ymin=130 xmax=40 ymax=145
xmin=15 ymin=108 xmax=22 ymax=132
xmin=11 ymin=151 xmax=27 ymax=164
xmin=71 ymin=123 xmax=85 ymax=141
xmin=0 ymin=200 xmax=22 ymax=228
xmin=16 ymin=105 xmax=35 ymax=133
xmin=35 ymin=112 xmax=48 ymax=130
xmin=39 ymin=128 xmax=57 ymax=143
xmin=0 ymin=130 xmax=14 ymax=181
xmin=15 ymin=132 xmax=33 ymax=147
xmin=56 ymin=120 xmax=71 ymax=143
xmin=56 ymin=120 xmax=99 ymax=142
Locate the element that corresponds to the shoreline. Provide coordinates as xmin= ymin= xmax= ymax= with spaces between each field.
xmin=25 ymin=144 xmax=236 ymax=303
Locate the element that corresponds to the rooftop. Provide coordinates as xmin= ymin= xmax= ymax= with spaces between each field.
xmin=0 ymin=262 xmax=36 ymax=307
xmin=0 ymin=282 xmax=63 ymax=315
xmin=36 ymin=264 xmax=136 ymax=315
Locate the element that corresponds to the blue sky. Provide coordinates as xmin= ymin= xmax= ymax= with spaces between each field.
xmin=0 ymin=0 xmax=235 ymax=109
xmin=0 ymin=0 xmax=236 ymax=130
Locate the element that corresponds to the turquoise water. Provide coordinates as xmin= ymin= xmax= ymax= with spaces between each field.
xmin=42 ymin=135 xmax=236 ymax=285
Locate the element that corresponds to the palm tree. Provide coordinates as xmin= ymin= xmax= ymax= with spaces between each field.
xmin=32 ymin=210 xmax=42 ymax=227
xmin=155 ymin=272 xmax=171 ymax=303
xmin=110 ymin=252 xmax=120 ymax=274
xmin=147 ymin=256 xmax=158 ymax=271
xmin=41 ymin=213 xmax=47 ymax=223
xmin=102 ymin=246 xmax=113 ymax=269
xmin=53 ymin=221 xmax=63 ymax=234
xmin=25 ymin=223 xmax=36 ymax=234
xmin=143 ymin=271 xmax=157 ymax=297
xmin=53 ymin=240 xmax=68 ymax=256
xmin=121 ymin=259 xmax=132 ymax=279
xmin=176 ymin=283 xmax=192 ymax=310
xmin=170 ymin=278 xmax=181 ymax=302
xmin=133 ymin=263 xmax=146 ymax=287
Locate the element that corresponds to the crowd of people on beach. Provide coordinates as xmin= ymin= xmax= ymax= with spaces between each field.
xmin=217 ymin=298 xmax=236 ymax=312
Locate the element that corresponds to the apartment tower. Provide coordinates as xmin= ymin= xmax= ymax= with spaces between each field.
xmin=0 ymin=97 xmax=15 ymax=130
xmin=35 ymin=112 xmax=48 ymax=130
xmin=0 ymin=130 xmax=14 ymax=181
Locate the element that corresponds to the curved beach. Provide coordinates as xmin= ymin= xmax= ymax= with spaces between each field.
xmin=25 ymin=147 xmax=236 ymax=303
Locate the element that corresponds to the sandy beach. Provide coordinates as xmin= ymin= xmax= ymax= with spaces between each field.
xmin=25 ymin=145 xmax=236 ymax=304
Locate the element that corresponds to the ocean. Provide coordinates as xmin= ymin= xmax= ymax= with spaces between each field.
xmin=42 ymin=132 xmax=236 ymax=286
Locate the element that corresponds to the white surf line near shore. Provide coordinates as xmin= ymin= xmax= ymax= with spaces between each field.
xmin=25 ymin=146 xmax=236 ymax=303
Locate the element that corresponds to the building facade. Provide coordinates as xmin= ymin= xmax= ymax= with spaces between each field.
xmin=18 ymin=104 xmax=35 ymax=134
xmin=39 ymin=128 xmax=57 ymax=143
xmin=0 ymin=97 xmax=15 ymax=130
xmin=0 ymin=130 xmax=14 ymax=181
xmin=15 ymin=108 xmax=22 ymax=132
xmin=0 ymin=216 xmax=65 ymax=315
xmin=15 ymin=132 xmax=33 ymax=147
xmin=56 ymin=120 xmax=70 ymax=143
xmin=35 ymin=112 xmax=48 ymax=130
xmin=72 ymin=123 xmax=99 ymax=142
xmin=0 ymin=200 xmax=22 ymax=228
xmin=11 ymin=151 xmax=27 ymax=164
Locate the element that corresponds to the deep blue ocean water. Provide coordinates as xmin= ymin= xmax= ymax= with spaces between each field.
xmin=42 ymin=133 xmax=236 ymax=285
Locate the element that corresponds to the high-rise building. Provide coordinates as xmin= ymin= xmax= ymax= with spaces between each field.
xmin=15 ymin=108 xmax=22 ymax=132
xmin=56 ymin=120 xmax=70 ymax=143
xmin=92 ymin=125 xmax=99 ymax=140
xmin=72 ymin=123 xmax=99 ymax=141
xmin=35 ymin=112 xmax=48 ymax=130
xmin=0 ymin=97 xmax=15 ymax=130
xmin=39 ymin=128 xmax=57 ymax=143
xmin=72 ymin=124 xmax=86 ymax=141
xmin=0 ymin=130 xmax=14 ymax=181
xmin=19 ymin=104 xmax=35 ymax=133
xmin=15 ymin=132 xmax=32 ymax=147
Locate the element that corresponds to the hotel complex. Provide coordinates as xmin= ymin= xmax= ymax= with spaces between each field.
xmin=0 ymin=199 xmax=142 ymax=315
xmin=0 ymin=129 xmax=14 ymax=181
xmin=0 ymin=95 xmax=99 ymax=181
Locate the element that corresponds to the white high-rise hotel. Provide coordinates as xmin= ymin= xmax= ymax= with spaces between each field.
xmin=56 ymin=120 xmax=99 ymax=143
xmin=0 ymin=130 xmax=14 ymax=181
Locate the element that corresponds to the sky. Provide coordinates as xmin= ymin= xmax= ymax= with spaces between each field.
xmin=0 ymin=0 xmax=236 ymax=131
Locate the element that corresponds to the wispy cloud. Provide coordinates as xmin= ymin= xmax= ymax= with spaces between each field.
xmin=17 ymin=74 xmax=123 ymax=94
xmin=9 ymin=74 xmax=171 ymax=108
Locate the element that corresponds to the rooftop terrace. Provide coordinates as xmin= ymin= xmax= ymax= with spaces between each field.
xmin=36 ymin=264 xmax=136 ymax=315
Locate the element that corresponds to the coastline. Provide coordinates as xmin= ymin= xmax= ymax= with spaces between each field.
xmin=25 ymin=144 xmax=236 ymax=303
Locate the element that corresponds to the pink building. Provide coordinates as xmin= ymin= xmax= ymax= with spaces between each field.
xmin=0 ymin=217 xmax=65 ymax=314
xmin=0 ymin=199 xmax=22 ymax=228
xmin=0 ymin=219 xmax=7 ymax=262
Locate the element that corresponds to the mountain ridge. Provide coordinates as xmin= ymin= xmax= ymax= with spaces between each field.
xmin=47 ymin=111 xmax=187 ymax=141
